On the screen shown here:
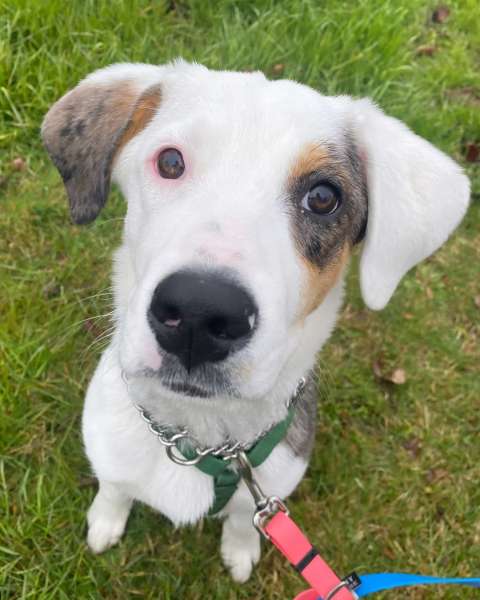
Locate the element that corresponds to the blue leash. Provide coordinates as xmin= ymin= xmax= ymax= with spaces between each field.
xmin=354 ymin=573 xmax=480 ymax=596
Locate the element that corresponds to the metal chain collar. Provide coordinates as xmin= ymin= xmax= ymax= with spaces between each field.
xmin=122 ymin=371 xmax=306 ymax=466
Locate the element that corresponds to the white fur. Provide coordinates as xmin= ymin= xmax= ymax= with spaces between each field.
xmin=49 ymin=61 xmax=469 ymax=581
xmin=353 ymin=99 xmax=470 ymax=309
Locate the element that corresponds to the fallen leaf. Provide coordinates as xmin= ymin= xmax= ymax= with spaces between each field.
xmin=383 ymin=546 xmax=395 ymax=560
xmin=426 ymin=286 xmax=434 ymax=300
xmin=272 ymin=63 xmax=285 ymax=75
xmin=416 ymin=45 xmax=437 ymax=56
xmin=465 ymin=142 xmax=480 ymax=163
xmin=426 ymin=468 xmax=449 ymax=484
xmin=372 ymin=358 xmax=384 ymax=379
xmin=403 ymin=312 xmax=414 ymax=320
xmin=389 ymin=368 xmax=407 ymax=385
xmin=403 ymin=437 xmax=422 ymax=458
xmin=475 ymin=295 xmax=480 ymax=309
xmin=432 ymin=5 xmax=450 ymax=23
xmin=11 ymin=157 xmax=26 ymax=171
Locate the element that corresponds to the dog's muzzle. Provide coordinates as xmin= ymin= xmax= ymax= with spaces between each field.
xmin=147 ymin=270 xmax=258 ymax=372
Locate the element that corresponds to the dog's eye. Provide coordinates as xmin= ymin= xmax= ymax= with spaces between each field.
xmin=156 ymin=148 xmax=185 ymax=179
xmin=302 ymin=183 xmax=341 ymax=215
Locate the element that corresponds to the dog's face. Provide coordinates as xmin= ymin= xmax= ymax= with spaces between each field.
xmin=42 ymin=61 xmax=469 ymax=405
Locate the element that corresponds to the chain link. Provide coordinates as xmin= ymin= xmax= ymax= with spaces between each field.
xmin=123 ymin=371 xmax=306 ymax=466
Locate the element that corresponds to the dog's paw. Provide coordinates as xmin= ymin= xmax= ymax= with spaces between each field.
xmin=221 ymin=521 xmax=261 ymax=583
xmin=86 ymin=492 xmax=130 ymax=554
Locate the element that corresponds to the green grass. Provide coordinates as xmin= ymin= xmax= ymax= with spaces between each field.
xmin=1 ymin=0 xmax=479 ymax=598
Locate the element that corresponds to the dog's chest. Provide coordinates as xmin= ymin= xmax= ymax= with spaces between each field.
xmin=82 ymin=350 xmax=215 ymax=525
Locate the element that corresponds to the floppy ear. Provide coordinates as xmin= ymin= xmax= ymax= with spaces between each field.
xmin=352 ymin=99 xmax=470 ymax=310
xmin=41 ymin=63 xmax=163 ymax=224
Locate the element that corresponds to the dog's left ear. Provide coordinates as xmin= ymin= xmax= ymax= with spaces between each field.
xmin=352 ymin=99 xmax=470 ymax=310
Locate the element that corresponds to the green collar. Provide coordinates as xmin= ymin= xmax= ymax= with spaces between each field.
xmin=177 ymin=405 xmax=296 ymax=515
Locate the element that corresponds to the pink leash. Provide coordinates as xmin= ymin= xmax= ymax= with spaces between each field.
xmin=263 ymin=511 xmax=355 ymax=600
xmin=239 ymin=451 xmax=480 ymax=599
xmin=237 ymin=451 xmax=357 ymax=600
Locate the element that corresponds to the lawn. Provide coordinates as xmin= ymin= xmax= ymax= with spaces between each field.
xmin=1 ymin=1 xmax=479 ymax=598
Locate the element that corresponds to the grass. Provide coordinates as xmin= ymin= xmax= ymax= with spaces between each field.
xmin=1 ymin=0 xmax=479 ymax=598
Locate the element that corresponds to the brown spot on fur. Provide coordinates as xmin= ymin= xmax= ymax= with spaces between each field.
xmin=298 ymin=244 xmax=350 ymax=320
xmin=288 ymin=143 xmax=332 ymax=181
xmin=114 ymin=84 xmax=162 ymax=161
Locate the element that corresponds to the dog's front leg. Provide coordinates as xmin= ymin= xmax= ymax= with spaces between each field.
xmin=221 ymin=486 xmax=260 ymax=583
xmin=87 ymin=480 xmax=133 ymax=554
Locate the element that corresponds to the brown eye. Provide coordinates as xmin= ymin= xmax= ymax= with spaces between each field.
xmin=156 ymin=148 xmax=185 ymax=179
xmin=302 ymin=182 xmax=341 ymax=215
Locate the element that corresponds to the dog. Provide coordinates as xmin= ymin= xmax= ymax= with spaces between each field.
xmin=42 ymin=60 xmax=470 ymax=583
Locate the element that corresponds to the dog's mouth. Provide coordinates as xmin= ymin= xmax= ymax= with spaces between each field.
xmin=148 ymin=353 xmax=239 ymax=399
xmin=162 ymin=380 xmax=210 ymax=398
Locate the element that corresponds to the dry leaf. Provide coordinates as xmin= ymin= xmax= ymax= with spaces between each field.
xmin=272 ymin=63 xmax=285 ymax=75
xmin=389 ymin=368 xmax=407 ymax=385
xmin=416 ymin=45 xmax=437 ymax=56
xmin=432 ymin=5 xmax=451 ymax=23
xmin=403 ymin=437 xmax=422 ymax=458
xmin=12 ymin=157 xmax=26 ymax=171
xmin=465 ymin=142 xmax=480 ymax=163
xmin=426 ymin=286 xmax=434 ymax=299
xmin=403 ymin=312 xmax=414 ymax=320
xmin=372 ymin=359 xmax=384 ymax=379
xmin=383 ymin=546 xmax=396 ymax=560
xmin=474 ymin=295 xmax=480 ymax=309
xmin=426 ymin=468 xmax=449 ymax=484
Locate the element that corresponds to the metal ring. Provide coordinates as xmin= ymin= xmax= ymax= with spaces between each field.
xmin=165 ymin=444 xmax=203 ymax=466
xmin=160 ymin=432 xmax=188 ymax=448
xmin=325 ymin=580 xmax=352 ymax=600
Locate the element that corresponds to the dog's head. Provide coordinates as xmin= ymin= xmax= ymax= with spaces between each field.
xmin=42 ymin=61 xmax=469 ymax=404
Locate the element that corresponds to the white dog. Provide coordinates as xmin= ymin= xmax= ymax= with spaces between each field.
xmin=42 ymin=60 xmax=470 ymax=583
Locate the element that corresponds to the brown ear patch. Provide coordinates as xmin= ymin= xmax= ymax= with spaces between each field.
xmin=298 ymin=244 xmax=350 ymax=320
xmin=42 ymin=81 xmax=162 ymax=224
xmin=114 ymin=84 xmax=162 ymax=161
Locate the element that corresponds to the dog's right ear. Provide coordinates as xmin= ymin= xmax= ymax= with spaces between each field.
xmin=42 ymin=64 xmax=163 ymax=224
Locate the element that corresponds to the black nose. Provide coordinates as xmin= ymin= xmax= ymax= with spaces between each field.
xmin=148 ymin=271 xmax=258 ymax=371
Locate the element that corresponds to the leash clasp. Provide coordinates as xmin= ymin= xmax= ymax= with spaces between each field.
xmin=253 ymin=496 xmax=289 ymax=539
xmin=324 ymin=573 xmax=361 ymax=600
xmin=235 ymin=450 xmax=289 ymax=539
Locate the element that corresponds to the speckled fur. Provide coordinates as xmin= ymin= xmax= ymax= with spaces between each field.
xmin=284 ymin=373 xmax=317 ymax=458
xmin=42 ymin=83 xmax=161 ymax=224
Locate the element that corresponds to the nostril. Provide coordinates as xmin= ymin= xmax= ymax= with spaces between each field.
xmin=154 ymin=303 xmax=182 ymax=327
xmin=207 ymin=316 xmax=229 ymax=339
xmin=207 ymin=312 xmax=256 ymax=340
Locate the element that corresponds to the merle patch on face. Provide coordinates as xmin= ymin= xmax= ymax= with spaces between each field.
xmin=287 ymin=137 xmax=368 ymax=271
